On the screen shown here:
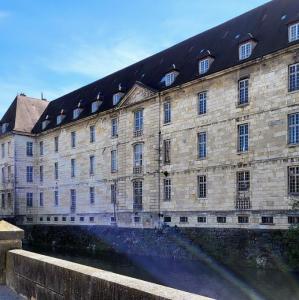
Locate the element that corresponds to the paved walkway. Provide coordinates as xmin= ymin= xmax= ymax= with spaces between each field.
xmin=0 ymin=286 xmax=23 ymax=299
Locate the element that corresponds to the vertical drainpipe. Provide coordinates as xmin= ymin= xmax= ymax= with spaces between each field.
xmin=158 ymin=92 xmax=162 ymax=228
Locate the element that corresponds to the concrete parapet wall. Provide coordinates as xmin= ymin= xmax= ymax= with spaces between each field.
xmin=6 ymin=249 xmax=212 ymax=300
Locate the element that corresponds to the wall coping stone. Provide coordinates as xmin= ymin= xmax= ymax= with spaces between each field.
xmin=0 ymin=221 xmax=24 ymax=241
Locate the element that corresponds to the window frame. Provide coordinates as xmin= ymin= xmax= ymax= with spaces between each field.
xmin=289 ymin=22 xmax=299 ymax=43
xmin=111 ymin=150 xmax=117 ymax=173
xmin=26 ymin=141 xmax=33 ymax=157
xmin=289 ymin=63 xmax=299 ymax=92
xmin=238 ymin=123 xmax=249 ymax=152
xmin=198 ymin=132 xmax=207 ymax=159
xmin=197 ymin=175 xmax=207 ymax=198
xmin=163 ymin=178 xmax=172 ymax=201
xmin=239 ymin=42 xmax=252 ymax=60
xmin=198 ymin=91 xmax=207 ymax=115
xmin=199 ymin=58 xmax=210 ymax=75
xmin=90 ymin=125 xmax=95 ymax=143
xmin=111 ymin=118 xmax=118 ymax=138
xmin=163 ymin=101 xmax=171 ymax=124
xmin=288 ymin=166 xmax=299 ymax=195
xmin=238 ymin=78 xmax=249 ymax=106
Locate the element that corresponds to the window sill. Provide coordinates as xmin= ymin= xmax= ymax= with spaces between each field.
xmin=260 ymin=223 xmax=275 ymax=226
xmin=236 ymin=103 xmax=249 ymax=108
xmin=288 ymin=89 xmax=299 ymax=95
xmin=288 ymin=143 xmax=299 ymax=148
xmin=163 ymin=122 xmax=171 ymax=126
xmin=197 ymin=157 xmax=207 ymax=161
xmin=197 ymin=113 xmax=207 ymax=117
xmin=111 ymin=135 xmax=118 ymax=139
xmin=198 ymin=197 xmax=207 ymax=200
xmin=236 ymin=151 xmax=249 ymax=155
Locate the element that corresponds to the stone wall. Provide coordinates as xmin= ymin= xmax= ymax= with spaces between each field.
xmin=6 ymin=249 xmax=210 ymax=300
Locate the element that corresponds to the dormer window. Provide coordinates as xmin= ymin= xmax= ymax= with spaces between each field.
xmin=56 ymin=114 xmax=65 ymax=125
xmin=91 ymin=100 xmax=102 ymax=113
xmin=1 ymin=123 xmax=9 ymax=134
xmin=289 ymin=22 xmax=299 ymax=43
xmin=113 ymin=93 xmax=124 ymax=106
xmin=164 ymin=71 xmax=179 ymax=87
xmin=42 ymin=119 xmax=50 ymax=130
xmin=239 ymin=42 xmax=253 ymax=60
xmin=199 ymin=58 xmax=210 ymax=75
xmin=73 ymin=108 xmax=82 ymax=119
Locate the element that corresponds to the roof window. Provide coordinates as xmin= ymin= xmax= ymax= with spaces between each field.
xmin=1 ymin=123 xmax=9 ymax=134
xmin=289 ymin=22 xmax=299 ymax=43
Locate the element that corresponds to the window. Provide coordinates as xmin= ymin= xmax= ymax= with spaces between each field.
xmin=111 ymin=183 xmax=117 ymax=204
xmin=238 ymin=216 xmax=249 ymax=224
xmin=89 ymin=155 xmax=95 ymax=175
xmin=26 ymin=217 xmax=33 ymax=223
xmin=40 ymin=165 xmax=44 ymax=182
xmin=70 ymin=217 xmax=75 ymax=222
xmin=133 ymin=144 xmax=143 ymax=173
xmin=198 ymin=92 xmax=207 ymax=115
xmin=289 ymin=23 xmax=299 ymax=42
xmin=163 ymin=139 xmax=171 ymax=164
xmin=90 ymin=217 xmax=95 ymax=222
xmin=288 ymin=216 xmax=299 ymax=224
xmin=180 ymin=216 xmax=188 ymax=223
xmin=7 ymin=142 xmax=11 ymax=156
xmin=90 ymin=187 xmax=95 ymax=204
xmin=1 ymin=167 xmax=5 ymax=183
xmin=56 ymin=114 xmax=65 ymax=125
xmin=111 ymin=150 xmax=117 ymax=173
xmin=40 ymin=217 xmax=43 ymax=222
xmin=163 ymin=101 xmax=171 ymax=124
xmin=26 ymin=166 xmax=33 ymax=183
xmin=42 ymin=120 xmax=50 ymax=130
xmin=54 ymin=217 xmax=58 ymax=222
xmin=199 ymin=58 xmax=209 ymax=74
xmin=238 ymin=124 xmax=249 ymax=152
xmin=289 ymin=63 xmax=299 ymax=92
xmin=164 ymin=178 xmax=171 ymax=201
xmin=1 ymin=144 xmax=4 ymax=158
xmin=133 ymin=180 xmax=142 ymax=210
xmin=111 ymin=118 xmax=118 ymax=138
xmin=71 ymin=132 xmax=76 ymax=148
xmin=238 ymin=78 xmax=249 ymax=105
xmin=7 ymin=193 xmax=11 ymax=205
xmin=134 ymin=216 xmax=140 ymax=223
xmin=26 ymin=193 xmax=33 ymax=207
xmin=7 ymin=166 xmax=11 ymax=181
xmin=73 ymin=108 xmax=82 ymax=119
xmin=71 ymin=159 xmax=76 ymax=178
xmin=134 ymin=110 xmax=143 ymax=136
xmin=54 ymin=190 xmax=59 ymax=206
xmin=54 ymin=136 xmax=59 ymax=152
xmin=111 ymin=216 xmax=116 ymax=223
xmin=198 ymin=216 xmax=207 ymax=223
xmin=26 ymin=142 xmax=33 ymax=156
xmin=1 ymin=194 xmax=5 ymax=209
xmin=239 ymin=42 xmax=252 ymax=60
xmin=46 ymin=216 xmax=50 ymax=221
xmin=217 ymin=216 xmax=226 ymax=223
xmin=113 ymin=93 xmax=123 ymax=106
xmin=62 ymin=216 xmax=66 ymax=222
xmin=198 ymin=132 xmax=207 ymax=159
xmin=1 ymin=123 xmax=9 ymax=134
xmin=288 ymin=113 xmax=299 ymax=144
xmin=70 ymin=189 xmax=76 ymax=212
xmin=40 ymin=141 xmax=44 ymax=156
xmin=164 ymin=216 xmax=171 ymax=223
xmin=91 ymin=100 xmax=101 ymax=113
xmin=165 ymin=72 xmax=176 ymax=87
xmin=289 ymin=166 xmax=299 ymax=195
xmin=39 ymin=192 xmax=44 ymax=207
xmin=237 ymin=171 xmax=250 ymax=192
xmin=261 ymin=216 xmax=273 ymax=224
xmin=54 ymin=162 xmax=59 ymax=180
xmin=197 ymin=175 xmax=207 ymax=198
xmin=80 ymin=217 xmax=84 ymax=222
xmin=90 ymin=126 xmax=95 ymax=143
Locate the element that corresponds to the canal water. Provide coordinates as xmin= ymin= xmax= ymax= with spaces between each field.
xmin=24 ymin=245 xmax=299 ymax=300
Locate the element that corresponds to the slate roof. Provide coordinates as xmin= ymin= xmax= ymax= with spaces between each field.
xmin=5 ymin=0 xmax=299 ymax=134
xmin=0 ymin=95 xmax=48 ymax=135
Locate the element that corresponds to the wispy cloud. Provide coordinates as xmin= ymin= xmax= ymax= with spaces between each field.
xmin=0 ymin=11 xmax=10 ymax=20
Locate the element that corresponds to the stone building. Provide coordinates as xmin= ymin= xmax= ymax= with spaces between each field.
xmin=1 ymin=0 xmax=299 ymax=229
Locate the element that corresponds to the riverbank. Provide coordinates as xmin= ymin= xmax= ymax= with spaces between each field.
xmin=20 ymin=225 xmax=296 ymax=271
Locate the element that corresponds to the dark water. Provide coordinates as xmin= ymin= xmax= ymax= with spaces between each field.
xmin=24 ymin=244 xmax=299 ymax=300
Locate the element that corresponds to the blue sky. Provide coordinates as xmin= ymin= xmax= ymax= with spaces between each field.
xmin=0 ymin=0 xmax=269 ymax=116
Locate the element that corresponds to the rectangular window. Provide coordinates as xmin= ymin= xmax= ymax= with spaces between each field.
xmin=54 ymin=217 xmax=58 ymax=222
xmin=289 ymin=23 xmax=299 ymax=42
xmin=80 ymin=217 xmax=84 ymax=222
xmin=289 ymin=166 xmax=299 ymax=195
xmin=133 ymin=144 xmax=143 ymax=167
xmin=238 ymin=78 xmax=249 ymax=105
xmin=134 ymin=216 xmax=140 ymax=223
xmin=165 ymin=72 xmax=175 ymax=86
xmin=111 ymin=183 xmax=117 ymax=204
xmin=70 ymin=217 xmax=75 ymax=222
xmin=1 ymin=194 xmax=5 ymax=209
xmin=217 ymin=216 xmax=226 ymax=223
xmin=180 ymin=216 xmax=188 ymax=223
xmin=197 ymin=175 xmax=207 ymax=198
xmin=261 ymin=216 xmax=273 ymax=224
xmin=1 ymin=144 xmax=5 ymax=158
xmin=7 ymin=193 xmax=11 ymax=205
xmin=7 ymin=142 xmax=11 ymax=156
xmin=39 ymin=192 xmax=44 ymax=207
xmin=26 ymin=142 xmax=33 ymax=156
xmin=54 ymin=136 xmax=59 ymax=152
xmin=163 ymin=101 xmax=171 ymax=124
xmin=54 ymin=162 xmax=59 ymax=180
xmin=40 ymin=165 xmax=43 ymax=182
xmin=62 ymin=216 xmax=66 ymax=222
xmin=111 ymin=150 xmax=117 ymax=173
xmin=288 ymin=113 xmax=299 ymax=144
xmin=7 ymin=166 xmax=11 ymax=181
xmin=89 ymin=155 xmax=95 ymax=175
xmin=133 ymin=180 xmax=142 ymax=210
xmin=163 ymin=139 xmax=171 ymax=164
xmin=237 ymin=171 xmax=250 ymax=191
xmin=288 ymin=216 xmax=299 ymax=224
xmin=40 ymin=141 xmax=44 ymax=156
xmin=163 ymin=178 xmax=171 ymax=201
xmin=198 ymin=91 xmax=207 ymax=115
xmin=198 ymin=132 xmax=207 ymax=159
xmin=111 ymin=118 xmax=118 ymax=138
xmin=238 ymin=123 xmax=249 ymax=152
xmin=239 ymin=42 xmax=252 ymax=60
xmin=1 ymin=167 xmax=5 ymax=183
xmin=90 ymin=125 xmax=95 ymax=143
xmin=90 ymin=187 xmax=95 ymax=204
xmin=71 ymin=132 xmax=76 ymax=148
xmin=70 ymin=189 xmax=76 ymax=212
xmin=90 ymin=216 xmax=95 ymax=222
xmin=199 ymin=59 xmax=209 ymax=74
xmin=238 ymin=216 xmax=249 ymax=224
xmin=71 ymin=159 xmax=76 ymax=178
xmin=289 ymin=63 xmax=299 ymax=92
xmin=54 ymin=190 xmax=59 ymax=206
xmin=134 ymin=110 xmax=143 ymax=135
xmin=198 ymin=216 xmax=207 ymax=223
xmin=26 ymin=192 xmax=33 ymax=207
xmin=164 ymin=216 xmax=172 ymax=223
xmin=26 ymin=166 xmax=33 ymax=183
